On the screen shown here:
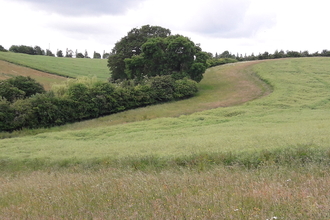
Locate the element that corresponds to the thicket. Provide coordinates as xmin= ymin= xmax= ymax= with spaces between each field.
xmin=0 ymin=76 xmax=198 ymax=132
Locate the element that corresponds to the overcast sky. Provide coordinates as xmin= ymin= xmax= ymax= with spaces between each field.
xmin=0 ymin=0 xmax=329 ymax=57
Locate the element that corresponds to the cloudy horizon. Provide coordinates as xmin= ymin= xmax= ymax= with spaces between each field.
xmin=0 ymin=0 xmax=329 ymax=57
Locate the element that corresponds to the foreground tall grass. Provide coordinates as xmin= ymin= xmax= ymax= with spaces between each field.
xmin=0 ymin=51 xmax=109 ymax=80
xmin=1 ymin=164 xmax=330 ymax=219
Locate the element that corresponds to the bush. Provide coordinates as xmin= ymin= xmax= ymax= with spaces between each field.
xmin=7 ymin=76 xmax=45 ymax=97
xmin=1 ymin=76 xmax=199 ymax=132
xmin=173 ymin=78 xmax=198 ymax=99
xmin=0 ymin=76 xmax=45 ymax=103
xmin=0 ymin=81 xmax=25 ymax=102
xmin=0 ymin=99 xmax=15 ymax=131
xmin=0 ymin=45 xmax=7 ymax=52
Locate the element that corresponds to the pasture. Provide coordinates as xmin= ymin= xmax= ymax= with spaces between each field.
xmin=0 ymin=51 xmax=109 ymax=80
xmin=1 ymin=57 xmax=330 ymax=219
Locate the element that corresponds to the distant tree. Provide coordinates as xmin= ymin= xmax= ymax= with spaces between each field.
xmin=102 ymin=52 xmax=110 ymax=59
xmin=301 ymin=50 xmax=310 ymax=57
xmin=76 ymin=53 xmax=84 ymax=58
xmin=124 ymin=35 xmax=209 ymax=82
xmin=84 ymin=50 xmax=89 ymax=58
xmin=56 ymin=50 xmax=63 ymax=57
xmin=46 ymin=49 xmax=55 ymax=57
xmin=0 ymin=45 xmax=7 ymax=52
xmin=286 ymin=50 xmax=301 ymax=57
xmin=93 ymin=51 xmax=101 ymax=59
xmin=65 ymin=48 xmax=73 ymax=58
xmin=34 ymin=46 xmax=45 ymax=55
xmin=220 ymin=51 xmax=232 ymax=58
xmin=273 ymin=50 xmax=285 ymax=58
xmin=321 ymin=49 xmax=330 ymax=56
xmin=9 ymin=45 xmax=35 ymax=55
xmin=108 ymin=25 xmax=171 ymax=81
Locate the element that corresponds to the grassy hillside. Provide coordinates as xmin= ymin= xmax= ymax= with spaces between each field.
xmin=1 ymin=57 xmax=330 ymax=219
xmin=0 ymin=51 xmax=109 ymax=80
xmin=1 ymin=57 xmax=329 ymax=163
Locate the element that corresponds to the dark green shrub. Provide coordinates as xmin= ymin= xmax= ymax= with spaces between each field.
xmin=0 ymin=81 xmax=25 ymax=102
xmin=0 ymin=99 xmax=15 ymax=131
xmin=149 ymin=75 xmax=175 ymax=101
xmin=173 ymin=78 xmax=198 ymax=99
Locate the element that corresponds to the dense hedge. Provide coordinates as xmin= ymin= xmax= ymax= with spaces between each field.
xmin=0 ymin=76 xmax=198 ymax=132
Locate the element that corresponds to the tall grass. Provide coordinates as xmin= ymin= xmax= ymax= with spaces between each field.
xmin=0 ymin=51 xmax=109 ymax=80
xmin=1 ymin=164 xmax=329 ymax=219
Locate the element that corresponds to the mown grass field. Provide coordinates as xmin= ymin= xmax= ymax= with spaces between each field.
xmin=0 ymin=51 xmax=109 ymax=80
xmin=1 ymin=57 xmax=330 ymax=219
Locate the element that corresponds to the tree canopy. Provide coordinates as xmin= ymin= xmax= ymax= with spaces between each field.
xmin=108 ymin=25 xmax=209 ymax=83
xmin=124 ymin=35 xmax=209 ymax=82
xmin=107 ymin=25 xmax=171 ymax=82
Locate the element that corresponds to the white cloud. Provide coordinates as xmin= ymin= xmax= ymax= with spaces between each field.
xmin=0 ymin=0 xmax=329 ymax=56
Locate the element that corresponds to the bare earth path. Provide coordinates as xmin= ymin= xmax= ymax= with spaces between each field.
xmin=0 ymin=60 xmax=67 ymax=90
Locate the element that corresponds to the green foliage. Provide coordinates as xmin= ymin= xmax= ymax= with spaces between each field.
xmin=76 ymin=53 xmax=84 ymax=58
xmin=7 ymin=76 xmax=45 ymax=97
xmin=0 ymin=81 xmax=25 ymax=102
xmin=108 ymin=25 xmax=171 ymax=81
xmin=207 ymin=57 xmax=238 ymax=67
xmin=0 ymin=76 xmax=45 ymax=102
xmin=56 ymin=50 xmax=63 ymax=57
xmin=34 ymin=46 xmax=45 ymax=55
xmin=0 ymin=75 xmax=198 ymax=131
xmin=0 ymin=99 xmax=15 ymax=131
xmin=0 ymin=45 xmax=7 ymax=52
xmin=93 ymin=51 xmax=101 ymax=59
xmin=8 ymin=45 xmax=50 ymax=55
xmin=46 ymin=49 xmax=55 ymax=57
xmin=9 ymin=45 xmax=35 ymax=55
xmin=124 ymin=35 xmax=209 ymax=82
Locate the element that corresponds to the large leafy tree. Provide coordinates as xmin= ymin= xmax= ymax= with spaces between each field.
xmin=108 ymin=25 xmax=171 ymax=82
xmin=124 ymin=35 xmax=209 ymax=82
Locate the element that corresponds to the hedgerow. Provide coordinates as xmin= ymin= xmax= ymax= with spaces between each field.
xmin=0 ymin=76 xmax=198 ymax=131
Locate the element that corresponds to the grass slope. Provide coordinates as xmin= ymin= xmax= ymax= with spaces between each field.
xmin=1 ymin=57 xmax=330 ymax=219
xmin=1 ymin=58 xmax=329 ymax=164
xmin=0 ymin=51 xmax=109 ymax=81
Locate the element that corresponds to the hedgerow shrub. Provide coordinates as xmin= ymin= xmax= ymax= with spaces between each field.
xmin=0 ymin=76 xmax=198 ymax=132
xmin=0 ymin=76 xmax=45 ymax=102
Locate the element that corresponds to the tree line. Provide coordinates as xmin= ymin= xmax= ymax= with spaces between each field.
xmin=212 ymin=49 xmax=330 ymax=62
xmin=0 ymin=44 xmax=110 ymax=59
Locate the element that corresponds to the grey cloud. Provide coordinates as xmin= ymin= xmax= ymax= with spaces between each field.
xmin=187 ymin=0 xmax=276 ymax=38
xmin=12 ymin=0 xmax=146 ymax=16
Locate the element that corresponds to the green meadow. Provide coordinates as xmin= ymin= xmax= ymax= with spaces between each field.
xmin=0 ymin=51 xmax=109 ymax=80
xmin=1 ymin=58 xmax=330 ymax=163
xmin=1 ymin=57 xmax=330 ymax=219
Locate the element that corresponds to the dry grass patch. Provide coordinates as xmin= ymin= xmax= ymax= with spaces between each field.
xmin=1 ymin=165 xmax=329 ymax=219
xmin=0 ymin=60 xmax=67 ymax=90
